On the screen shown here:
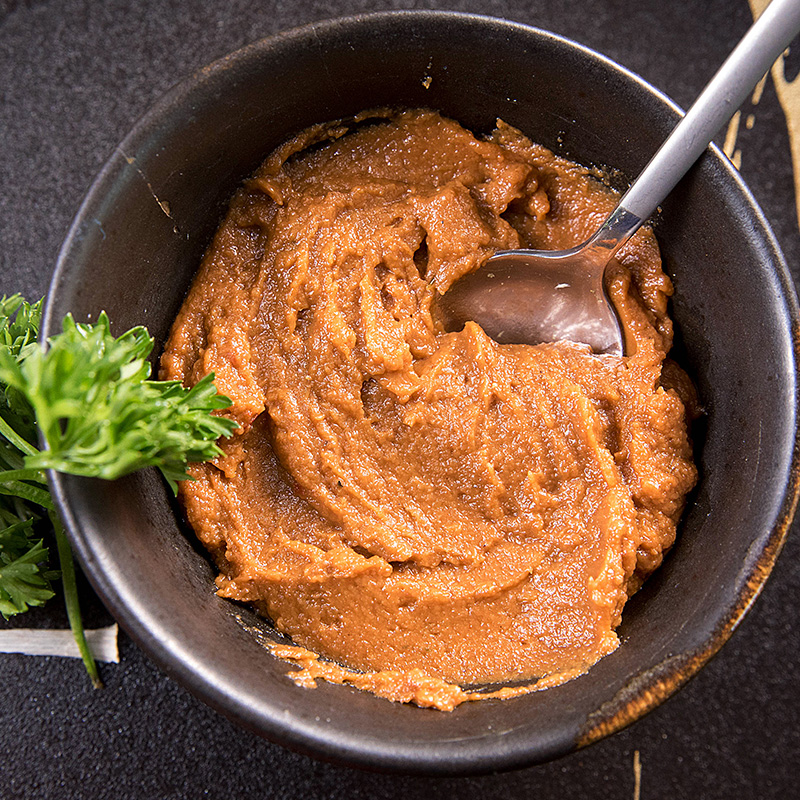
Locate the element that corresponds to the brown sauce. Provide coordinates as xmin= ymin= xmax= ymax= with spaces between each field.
xmin=160 ymin=109 xmax=697 ymax=710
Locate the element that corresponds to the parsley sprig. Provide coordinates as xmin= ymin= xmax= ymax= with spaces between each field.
xmin=0 ymin=294 xmax=238 ymax=685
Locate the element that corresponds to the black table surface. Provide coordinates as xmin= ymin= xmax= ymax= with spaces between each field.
xmin=2 ymin=1 xmax=799 ymax=797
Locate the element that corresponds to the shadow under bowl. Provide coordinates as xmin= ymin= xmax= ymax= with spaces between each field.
xmin=44 ymin=10 xmax=800 ymax=776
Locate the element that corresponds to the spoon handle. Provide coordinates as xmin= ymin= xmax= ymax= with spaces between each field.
xmin=620 ymin=0 xmax=800 ymax=223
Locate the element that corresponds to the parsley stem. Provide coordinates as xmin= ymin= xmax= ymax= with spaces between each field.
xmin=0 ymin=441 xmax=26 ymax=470
xmin=0 ymin=468 xmax=47 ymax=485
xmin=50 ymin=511 xmax=102 ymax=689
xmin=0 ymin=415 xmax=38 ymax=457
xmin=0 ymin=481 xmax=54 ymax=509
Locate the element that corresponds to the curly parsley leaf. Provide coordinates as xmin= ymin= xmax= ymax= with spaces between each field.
xmin=0 ymin=308 xmax=238 ymax=492
xmin=0 ymin=520 xmax=57 ymax=618
xmin=0 ymin=294 xmax=42 ymax=457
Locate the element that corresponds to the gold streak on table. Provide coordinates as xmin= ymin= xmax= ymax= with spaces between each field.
xmin=734 ymin=0 xmax=800 ymax=231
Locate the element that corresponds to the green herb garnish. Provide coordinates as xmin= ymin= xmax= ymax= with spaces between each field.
xmin=0 ymin=294 xmax=237 ymax=685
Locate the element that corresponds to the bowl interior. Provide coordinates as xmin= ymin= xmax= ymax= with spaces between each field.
xmin=45 ymin=11 xmax=799 ymax=775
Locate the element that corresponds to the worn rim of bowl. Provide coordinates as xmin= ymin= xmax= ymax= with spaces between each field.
xmin=43 ymin=10 xmax=800 ymax=775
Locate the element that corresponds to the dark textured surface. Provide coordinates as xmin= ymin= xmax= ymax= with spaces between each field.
xmin=1 ymin=1 xmax=798 ymax=797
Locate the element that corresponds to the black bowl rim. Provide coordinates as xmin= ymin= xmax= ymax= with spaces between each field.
xmin=44 ymin=9 xmax=800 ymax=776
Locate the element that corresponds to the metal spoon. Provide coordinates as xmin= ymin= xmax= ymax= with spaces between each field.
xmin=437 ymin=0 xmax=800 ymax=355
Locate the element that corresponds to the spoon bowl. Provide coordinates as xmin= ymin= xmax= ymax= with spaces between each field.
xmin=437 ymin=207 xmax=642 ymax=354
xmin=437 ymin=247 xmax=622 ymax=354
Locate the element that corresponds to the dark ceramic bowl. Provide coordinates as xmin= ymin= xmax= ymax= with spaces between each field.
xmin=44 ymin=11 xmax=800 ymax=775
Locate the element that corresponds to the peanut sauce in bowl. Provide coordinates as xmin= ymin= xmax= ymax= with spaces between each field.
xmin=161 ymin=109 xmax=697 ymax=710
